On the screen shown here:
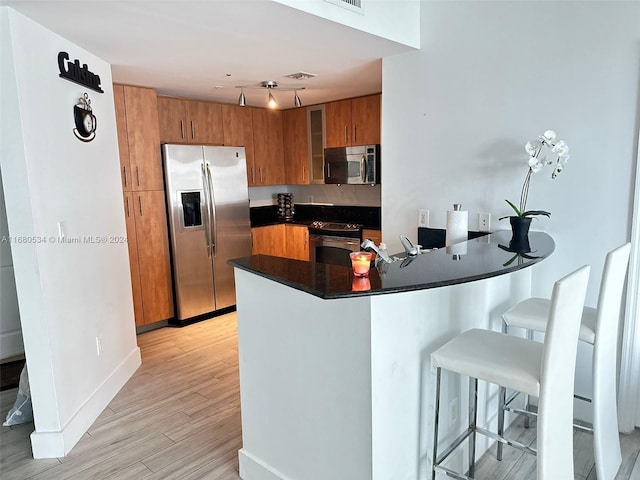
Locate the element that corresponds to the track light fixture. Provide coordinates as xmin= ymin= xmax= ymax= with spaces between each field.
xmin=235 ymin=80 xmax=305 ymax=108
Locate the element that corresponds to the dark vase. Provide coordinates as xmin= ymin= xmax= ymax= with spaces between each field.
xmin=509 ymin=216 xmax=532 ymax=238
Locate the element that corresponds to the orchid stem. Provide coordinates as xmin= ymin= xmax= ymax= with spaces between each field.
xmin=520 ymin=168 xmax=532 ymax=214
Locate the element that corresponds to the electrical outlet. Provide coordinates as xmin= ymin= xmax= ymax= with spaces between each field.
xmin=307 ymin=195 xmax=313 ymax=204
xmin=418 ymin=209 xmax=429 ymax=227
xmin=96 ymin=336 xmax=103 ymax=356
xmin=449 ymin=397 xmax=458 ymax=423
xmin=478 ymin=213 xmax=491 ymax=232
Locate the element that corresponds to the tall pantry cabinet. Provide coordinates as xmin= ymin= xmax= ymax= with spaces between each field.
xmin=113 ymin=84 xmax=174 ymax=327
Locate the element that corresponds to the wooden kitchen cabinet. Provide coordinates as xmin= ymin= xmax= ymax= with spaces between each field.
xmin=115 ymin=84 xmax=174 ymax=326
xmin=362 ymin=229 xmax=382 ymax=246
xmin=113 ymin=85 xmax=132 ymax=191
xmin=285 ymin=224 xmax=309 ymax=261
xmin=251 ymin=225 xmax=286 ymax=257
xmin=325 ymin=94 xmax=381 ymax=148
xmin=131 ymin=190 xmax=174 ymax=325
xmin=252 ymin=224 xmax=309 ymax=260
xmin=282 ymin=108 xmax=310 ymax=185
xmin=157 ymin=96 xmax=224 ymax=145
xmin=112 ymin=85 xmax=165 ymax=191
xmin=222 ymin=104 xmax=256 ymax=186
xmin=251 ymin=108 xmax=285 ymax=186
xmin=123 ymin=192 xmax=144 ymax=326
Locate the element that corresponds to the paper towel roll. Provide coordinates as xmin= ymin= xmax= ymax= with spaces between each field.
xmin=446 ymin=206 xmax=468 ymax=247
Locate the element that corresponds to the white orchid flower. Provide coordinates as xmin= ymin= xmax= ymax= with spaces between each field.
xmin=559 ymin=155 xmax=570 ymax=165
xmin=552 ymin=140 xmax=569 ymax=156
xmin=529 ymin=158 xmax=543 ymax=173
xmin=541 ymin=130 xmax=557 ymax=143
xmin=525 ymin=141 xmax=538 ymax=156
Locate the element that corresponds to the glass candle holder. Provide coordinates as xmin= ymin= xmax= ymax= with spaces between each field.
xmin=350 ymin=251 xmax=373 ymax=277
xmin=352 ymin=276 xmax=371 ymax=292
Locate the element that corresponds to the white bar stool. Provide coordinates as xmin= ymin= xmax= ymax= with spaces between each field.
xmin=500 ymin=243 xmax=631 ymax=480
xmin=431 ymin=265 xmax=590 ymax=480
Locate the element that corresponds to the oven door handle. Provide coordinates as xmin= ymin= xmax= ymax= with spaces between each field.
xmin=310 ymin=235 xmax=361 ymax=249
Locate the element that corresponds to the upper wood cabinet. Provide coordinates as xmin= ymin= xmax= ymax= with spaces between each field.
xmin=325 ymin=94 xmax=381 ymax=148
xmin=157 ymin=96 xmax=224 ymax=145
xmin=222 ymin=104 xmax=256 ymax=186
xmin=282 ymin=108 xmax=309 ymax=185
xmin=113 ymin=85 xmax=164 ymax=191
xmin=251 ymin=109 xmax=285 ymax=186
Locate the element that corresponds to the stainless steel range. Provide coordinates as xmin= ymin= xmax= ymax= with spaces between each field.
xmin=308 ymin=221 xmax=363 ymax=267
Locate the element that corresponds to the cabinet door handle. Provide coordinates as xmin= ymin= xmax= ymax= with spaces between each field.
xmin=125 ymin=196 xmax=130 ymax=217
xmin=123 ymin=166 xmax=129 ymax=187
xmin=136 ymin=166 xmax=141 ymax=187
xmin=302 ymin=166 xmax=306 ymax=183
xmin=345 ymin=126 xmax=348 ymax=145
xmin=251 ymin=167 xmax=255 ymax=184
xmin=191 ymin=121 xmax=195 ymax=139
xmin=180 ymin=120 xmax=185 ymax=139
xmin=138 ymin=196 xmax=143 ymax=216
xmin=354 ymin=125 xmax=357 ymax=144
xmin=260 ymin=168 xmax=263 ymax=184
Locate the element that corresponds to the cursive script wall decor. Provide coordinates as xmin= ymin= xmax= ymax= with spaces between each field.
xmin=58 ymin=51 xmax=104 ymax=93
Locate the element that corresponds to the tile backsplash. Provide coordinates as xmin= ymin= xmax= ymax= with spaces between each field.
xmin=249 ymin=184 xmax=381 ymax=208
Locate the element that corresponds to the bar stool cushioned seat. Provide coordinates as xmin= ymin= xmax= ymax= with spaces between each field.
xmin=501 ymin=243 xmax=631 ymax=480
xmin=431 ymin=265 xmax=590 ymax=480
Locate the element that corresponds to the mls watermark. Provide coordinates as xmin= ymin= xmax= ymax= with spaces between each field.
xmin=1 ymin=235 xmax=128 ymax=244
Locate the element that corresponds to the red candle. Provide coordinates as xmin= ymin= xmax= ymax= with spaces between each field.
xmin=350 ymin=252 xmax=373 ymax=277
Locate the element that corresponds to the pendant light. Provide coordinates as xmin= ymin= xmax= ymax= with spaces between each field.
xmin=238 ymin=88 xmax=246 ymax=107
xmin=294 ymin=90 xmax=302 ymax=108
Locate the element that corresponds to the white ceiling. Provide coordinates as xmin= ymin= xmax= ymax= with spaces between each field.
xmin=2 ymin=0 xmax=415 ymax=109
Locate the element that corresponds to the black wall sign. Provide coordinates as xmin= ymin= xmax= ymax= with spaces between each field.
xmin=58 ymin=51 xmax=104 ymax=93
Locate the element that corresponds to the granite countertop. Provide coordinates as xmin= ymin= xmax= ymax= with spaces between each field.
xmin=228 ymin=231 xmax=555 ymax=299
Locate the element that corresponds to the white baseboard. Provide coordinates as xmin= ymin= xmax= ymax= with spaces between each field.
xmin=238 ymin=448 xmax=293 ymax=480
xmin=30 ymin=346 xmax=141 ymax=458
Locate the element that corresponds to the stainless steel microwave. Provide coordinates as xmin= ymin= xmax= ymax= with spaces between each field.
xmin=324 ymin=145 xmax=380 ymax=185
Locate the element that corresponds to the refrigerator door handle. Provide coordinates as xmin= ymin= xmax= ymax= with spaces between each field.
xmin=206 ymin=163 xmax=217 ymax=256
xmin=201 ymin=163 xmax=212 ymax=257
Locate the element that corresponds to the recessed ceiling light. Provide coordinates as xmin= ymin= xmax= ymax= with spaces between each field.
xmin=213 ymin=85 xmax=223 ymax=89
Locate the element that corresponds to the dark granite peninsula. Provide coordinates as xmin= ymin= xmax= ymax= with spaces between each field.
xmin=230 ymin=231 xmax=554 ymax=480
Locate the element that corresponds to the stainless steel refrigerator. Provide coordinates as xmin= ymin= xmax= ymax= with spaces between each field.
xmin=162 ymin=144 xmax=251 ymax=323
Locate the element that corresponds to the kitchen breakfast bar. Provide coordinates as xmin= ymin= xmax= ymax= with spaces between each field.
xmin=229 ymin=231 xmax=554 ymax=480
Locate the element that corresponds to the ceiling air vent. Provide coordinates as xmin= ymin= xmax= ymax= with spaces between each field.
xmin=324 ymin=0 xmax=364 ymax=14
xmin=284 ymin=72 xmax=317 ymax=81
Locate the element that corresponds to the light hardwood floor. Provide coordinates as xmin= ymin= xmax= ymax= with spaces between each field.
xmin=1 ymin=312 xmax=639 ymax=479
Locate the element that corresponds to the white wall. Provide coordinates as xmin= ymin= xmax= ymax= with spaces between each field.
xmin=0 ymin=171 xmax=24 ymax=359
xmin=382 ymin=1 xmax=639 ymax=422
xmin=0 ymin=8 xmax=141 ymax=457
xmin=273 ymin=0 xmax=420 ymax=49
